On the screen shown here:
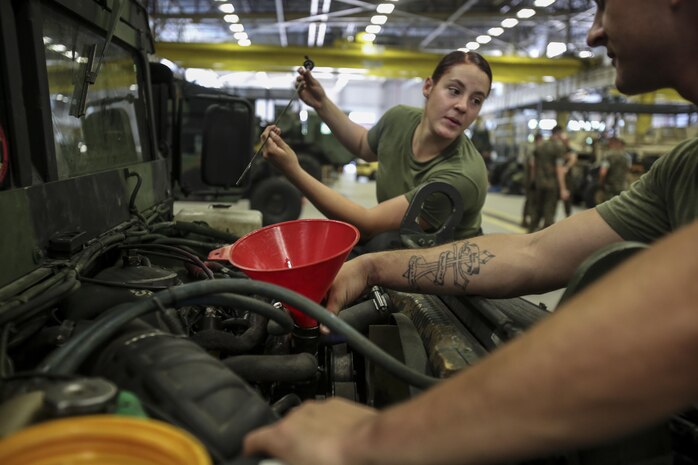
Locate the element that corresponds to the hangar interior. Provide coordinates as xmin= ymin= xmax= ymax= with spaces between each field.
xmin=0 ymin=1 xmax=697 ymax=464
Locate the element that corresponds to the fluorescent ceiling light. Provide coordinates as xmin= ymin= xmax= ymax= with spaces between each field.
xmin=233 ymin=32 xmax=248 ymax=40
xmin=476 ymin=35 xmax=492 ymax=44
xmin=223 ymin=14 xmax=239 ymax=23
xmin=307 ymin=23 xmax=317 ymax=47
xmin=546 ymin=41 xmax=567 ymax=57
xmin=218 ymin=3 xmax=235 ymax=13
xmin=517 ymin=8 xmax=536 ymax=18
xmin=370 ymin=15 xmax=388 ymax=25
xmin=238 ymin=39 xmax=251 ymax=47
xmin=534 ymin=0 xmax=556 ymax=6
xmin=365 ymin=25 xmax=381 ymax=34
xmin=466 ymin=41 xmax=480 ymax=50
xmin=501 ymin=18 xmax=519 ymax=28
xmin=362 ymin=33 xmax=376 ymax=42
xmin=229 ymin=23 xmax=244 ymax=32
xmin=376 ymin=3 xmax=395 ymax=14
xmin=488 ymin=27 xmax=504 ymax=36
xmin=316 ymin=23 xmax=327 ymax=47
xmin=578 ymin=50 xmax=594 ymax=58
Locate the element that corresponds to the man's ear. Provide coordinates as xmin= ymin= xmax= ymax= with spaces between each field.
xmin=422 ymin=77 xmax=433 ymax=98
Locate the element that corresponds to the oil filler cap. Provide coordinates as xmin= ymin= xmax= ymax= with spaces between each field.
xmin=43 ymin=377 xmax=118 ymax=417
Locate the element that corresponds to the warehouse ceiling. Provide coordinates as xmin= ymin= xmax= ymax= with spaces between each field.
xmin=145 ymin=0 xmax=601 ymax=82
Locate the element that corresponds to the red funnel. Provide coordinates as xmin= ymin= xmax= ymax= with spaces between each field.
xmin=208 ymin=219 xmax=359 ymax=328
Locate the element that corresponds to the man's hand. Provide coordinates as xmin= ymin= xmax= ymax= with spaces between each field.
xmin=559 ymin=188 xmax=571 ymax=201
xmin=260 ymin=125 xmax=300 ymax=174
xmin=325 ymin=256 xmax=374 ymax=316
xmin=296 ymin=67 xmax=327 ymax=110
xmin=243 ymin=398 xmax=377 ymax=465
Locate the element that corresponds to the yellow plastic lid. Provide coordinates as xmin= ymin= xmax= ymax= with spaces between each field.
xmin=0 ymin=415 xmax=212 ymax=465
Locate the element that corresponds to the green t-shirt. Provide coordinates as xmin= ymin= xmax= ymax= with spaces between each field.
xmin=596 ymin=137 xmax=698 ymax=242
xmin=601 ymin=149 xmax=631 ymax=194
xmin=366 ymin=105 xmax=488 ymax=239
xmin=533 ymin=139 xmax=566 ymax=189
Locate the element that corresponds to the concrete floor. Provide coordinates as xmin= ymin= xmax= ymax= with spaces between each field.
xmin=299 ymin=168 xmax=587 ymax=310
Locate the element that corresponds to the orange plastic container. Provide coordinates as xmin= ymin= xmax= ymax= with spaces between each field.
xmin=0 ymin=415 xmax=212 ymax=465
xmin=209 ymin=219 xmax=360 ymax=328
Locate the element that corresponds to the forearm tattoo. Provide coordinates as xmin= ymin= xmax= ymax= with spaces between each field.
xmin=402 ymin=241 xmax=495 ymax=292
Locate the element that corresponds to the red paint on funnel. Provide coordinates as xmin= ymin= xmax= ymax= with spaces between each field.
xmin=208 ymin=219 xmax=359 ymax=328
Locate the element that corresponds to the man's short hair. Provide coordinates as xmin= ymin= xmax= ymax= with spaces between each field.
xmin=551 ymin=125 xmax=563 ymax=135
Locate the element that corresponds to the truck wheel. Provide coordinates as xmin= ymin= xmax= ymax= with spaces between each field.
xmin=250 ymin=177 xmax=302 ymax=225
xmin=297 ymin=154 xmax=323 ymax=182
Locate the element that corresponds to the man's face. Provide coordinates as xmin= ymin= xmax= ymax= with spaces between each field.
xmin=586 ymin=0 xmax=674 ymax=95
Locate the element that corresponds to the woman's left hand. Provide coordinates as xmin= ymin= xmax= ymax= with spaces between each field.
xmin=260 ymin=125 xmax=301 ymax=174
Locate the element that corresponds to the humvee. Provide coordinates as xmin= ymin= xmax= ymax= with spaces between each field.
xmin=1 ymin=0 xmax=697 ymax=463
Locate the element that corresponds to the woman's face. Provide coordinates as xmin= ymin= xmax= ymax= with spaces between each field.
xmin=422 ymin=62 xmax=490 ymax=141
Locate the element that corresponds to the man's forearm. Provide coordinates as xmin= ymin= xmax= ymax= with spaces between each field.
xmin=364 ymin=209 xmax=620 ymax=298
xmin=350 ymin=221 xmax=698 ymax=465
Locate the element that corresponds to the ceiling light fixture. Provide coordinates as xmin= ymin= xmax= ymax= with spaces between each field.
xmin=546 ymin=41 xmax=567 ymax=57
xmin=370 ymin=15 xmax=388 ymax=25
xmin=229 ymin=23 xmax=244 ymax=32
xmin=578 ymin=50 xmax=594 ymax=58
xmin=366 ymin=25 xmax=381 ymax=34
xmin=476 ymin=35 xmax=492 ymax=44
xmin=376 ymin=3 xmax=395 ymax=14
xmin=233 ymin=32 xmax=248 ymax=40
xmin=466 ymin=41 xmax=480 ymax=50
xmin=218 ymin=3 xmax=234 ymax=13
xmin=517 ymin=8 xmax=536 ymax=18
xmin=238 ymin=39 xmax=251 ymax=46
xmin=223 ymin=14 xmax=239 ymax=23
xmin=308 ymin=22 xmax=317 ymax=47
xmin=362 ymin=33 xmax=376 ymax=42
xmin=501 ymin=18 xmax=519 ymax=28
xmin=488 ymin=27 xmax=504 ymax=36
xmin=534 ymin=0 xmax=556 ymax=6
xmin=316 ymin=23 xmax=327 ymax=47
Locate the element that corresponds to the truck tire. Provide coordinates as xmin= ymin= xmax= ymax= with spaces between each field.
xmin=250 ymin=177 xmax=302 ymax=225
xmin=297 ymin=153 xmax=323 ymax=182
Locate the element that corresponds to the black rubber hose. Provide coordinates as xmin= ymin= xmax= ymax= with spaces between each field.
xmin=151 ymin=221 xmax=238 ymax=243
xmin=121 ymin=243 xmax=214 ymax=279
xmin=191 ymin=312 xmax=267 ymax=354
xmin=0 ymin=272 xmax=80 ymax=326
xmin=180 ymin=294 xmax=293 ymax=335
xmin=271 ymin=393 xmax=303 ymax=417
xmin=222 ymin=353 xmax=318 ymax=383
xmin=337 ymin=298 xmax=393 ymax=334
xmin=0 ymin=268 xmax=53 ymax=303
xmin=40 ymin=280 xmax=440 ymax=389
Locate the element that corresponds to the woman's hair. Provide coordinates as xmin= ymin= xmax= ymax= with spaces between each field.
xmin=431 ymin=50 xmax=493 ymax=96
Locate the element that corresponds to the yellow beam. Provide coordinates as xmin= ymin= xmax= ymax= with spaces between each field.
xmin=154 ymin=42 xmax=585 ymax=83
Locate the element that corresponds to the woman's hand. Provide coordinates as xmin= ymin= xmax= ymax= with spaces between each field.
xmin=296 ymin=67 xmax=327 ymax=110
xmin=260 ymin=125 xmax=301 ymax=175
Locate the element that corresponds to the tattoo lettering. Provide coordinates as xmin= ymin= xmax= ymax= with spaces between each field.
xmin=402 ymin=241 xmax=495 ymax=291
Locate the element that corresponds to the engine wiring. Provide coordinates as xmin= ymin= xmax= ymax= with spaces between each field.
xmin=39 ymin=279 xmax=441 ymax=389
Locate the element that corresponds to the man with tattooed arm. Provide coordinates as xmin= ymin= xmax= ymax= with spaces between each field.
xmin=244 ymin=1 xmax=698 ymax=463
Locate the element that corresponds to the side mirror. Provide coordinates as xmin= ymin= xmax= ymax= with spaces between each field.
xmin=200 ymin=96 xmax=255 ymax=189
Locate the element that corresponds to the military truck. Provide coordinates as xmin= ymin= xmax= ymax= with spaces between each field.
xmin=1 ymin=1 xmax=698 ymax=463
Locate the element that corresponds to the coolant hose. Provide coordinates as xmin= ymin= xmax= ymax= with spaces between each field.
xmin=40 ymin=279 xmax=441 ymax=389
xmin=222 ymin=353 xmax=317 ymax=383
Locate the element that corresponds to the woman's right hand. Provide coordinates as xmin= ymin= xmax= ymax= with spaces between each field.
xmin=296 ymin=67 xmax=326 ymax=110
xmin=260 ymin=125 xmax=301 ymax=175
